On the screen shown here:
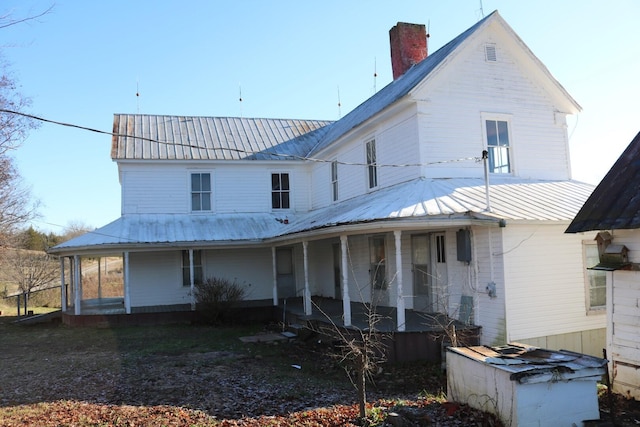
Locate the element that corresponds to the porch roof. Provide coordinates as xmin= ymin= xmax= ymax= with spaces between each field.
xmin=50 ymin=177 xmax=594 ymax=254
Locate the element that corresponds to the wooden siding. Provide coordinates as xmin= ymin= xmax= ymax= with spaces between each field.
xmin=121 ymin=162 xmax=310 ymax=215
xmin=502 ymin=225 xmax=604 ymax=342
xmin=413 ymin=28 xmax=571 ymax=180
xmin=204 ymin=247 xmax=275 ymax=300
xmin=128 ymin=252 xmax=190 ymax=308
xmin=471 ymin=226 xmax=507 ymax=346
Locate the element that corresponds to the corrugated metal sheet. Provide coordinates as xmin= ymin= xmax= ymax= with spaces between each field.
xmin=566 ymin=130 xmax=640 ymax=233
xmin=52 ymin=178 xmax=594 ymax=253
xmin=111 ymin=115 xmax=333 ymax=161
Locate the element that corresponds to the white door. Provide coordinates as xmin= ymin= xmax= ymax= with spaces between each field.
xmin=276 ymin=247 xmax=296 ymax=299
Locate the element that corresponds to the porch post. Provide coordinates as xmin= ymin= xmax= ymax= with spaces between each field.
xmin=189 ymin=249 xmax=195 ymax=311
xmin=60 ymin=257 xmax=67 ymax=312
xmin=97 ymin=256 xmax=102 ymax=299
xmin=394 ymin=230 xmax=405 ymax=332
xmin=123 ymin=252 xmax=131 ymax=314
xmin=271 ymin=246 xmax=278 ymax=305
xmin=73 ymin=255 xmax=82 ymax=315
xmin=340 ymin=235 xmax=351 ymax=327
xmin=303 ymin=241 xmax=311 ymax=315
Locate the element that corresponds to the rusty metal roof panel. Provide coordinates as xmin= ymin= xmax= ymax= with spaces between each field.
xmin=567 ymin=130 xmax=640 ymax=233
xmin=111 ymin=115 xmax=333 ymax=161
xmin=448 ymin=344 xmax=607 ymax=384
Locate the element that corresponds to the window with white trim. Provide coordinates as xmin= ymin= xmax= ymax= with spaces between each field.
xmin=331 ymin=160 xmax=339 ymax=201
xmin=366 ymin=139 xmax=378 ymax=188
xmin=584 ymin=242 xmax=606 ymax=310
xmin=182 ymin=250 xmax=203 ymax=287
xmin=191 ymin=173 xmax=211 ymax=211
xmin=271 ymin=173 xmax=290 ymax=209
xmin=485 ymin=119 xmax=511 ymax=174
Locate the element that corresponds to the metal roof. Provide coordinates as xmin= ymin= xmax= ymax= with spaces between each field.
xmin=51 ymin=178 xmax=594 ymax=253
xmin=111 ymin=115 xmax=333 ymax=161
xmin=448 ymin=343 xmax=607 ymax=383
xmin=566 ymin=131 xmax=640 ymax=233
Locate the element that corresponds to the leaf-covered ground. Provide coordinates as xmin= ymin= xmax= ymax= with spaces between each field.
xmin=0 ymin=319 xmax=636 ymax=426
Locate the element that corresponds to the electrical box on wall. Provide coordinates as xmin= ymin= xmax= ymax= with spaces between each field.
xmin=457 ymin=229 xmax=472 ymax=263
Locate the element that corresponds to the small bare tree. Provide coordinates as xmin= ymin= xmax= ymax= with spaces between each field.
xmin=2 ymin=248 xmax=58 ymax=314
xmin=310 ymin=261 xmax=390 ymax=422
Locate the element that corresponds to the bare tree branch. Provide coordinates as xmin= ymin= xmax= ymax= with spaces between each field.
xmin=0 ymin=4 xmax=55 ymax=30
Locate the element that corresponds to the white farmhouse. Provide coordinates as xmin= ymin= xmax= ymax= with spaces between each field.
xmin=50 ymin=11 xmax=605 ymax=355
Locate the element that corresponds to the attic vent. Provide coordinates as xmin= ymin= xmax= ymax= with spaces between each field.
xmin=485 ymin=44 xmax=497 ymax=62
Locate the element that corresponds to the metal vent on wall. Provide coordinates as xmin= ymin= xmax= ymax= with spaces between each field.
xmin=485 ymin=44 xmax=497 ymax=62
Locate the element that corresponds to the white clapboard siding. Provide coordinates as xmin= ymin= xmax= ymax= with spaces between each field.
xmin=128 ymin=251 xmax=190 ymax=308
xmin=203 ymin=247 xmax=275 ymax=300
xmin=503 ymin=225 xmax=604 ymax=341
xmin=413 ymin=30 xmax=571 ymax=180
xmin=470 ymin=225 xmax=507 ymax=346
xmin=121 ymin=166 xmax=189 ymax=214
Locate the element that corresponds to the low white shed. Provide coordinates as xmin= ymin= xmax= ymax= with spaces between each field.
xmin=447 ymin=343 xmax=607 ymax=426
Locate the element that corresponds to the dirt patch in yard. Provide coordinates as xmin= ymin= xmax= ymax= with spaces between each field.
xmin=0 ymin=320 xmax=636 ymax=426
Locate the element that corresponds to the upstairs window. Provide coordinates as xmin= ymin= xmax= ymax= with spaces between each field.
xmin=485 ymin=119 xmax=511 ymax=174
xmin=366 ymin=139 xmax=378 ymax=188
xmin=271 ymin=173 xmax=290 ymax=209
xmin=191 ymin=173 xmax=211 ymax=211
xmin=331 ymin=161 xmax=339 ymax=201
xmin=584 ymin=243 xmax=606 ymax=310
xmin=182 ymin=249 xmax=203 ymax=287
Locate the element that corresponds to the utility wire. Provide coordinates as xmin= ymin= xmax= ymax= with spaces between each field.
xmin=1 ymin=108 xmax=482 ymax=167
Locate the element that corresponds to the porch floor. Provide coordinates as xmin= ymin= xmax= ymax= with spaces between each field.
xmin=280 ymin=297 xmax=474 ymax=333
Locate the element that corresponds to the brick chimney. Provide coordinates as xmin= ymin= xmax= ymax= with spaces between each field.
xmin=389 ymin=22 xmax=428 ymax=80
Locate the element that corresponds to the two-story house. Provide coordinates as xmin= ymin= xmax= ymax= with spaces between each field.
xmin=50 ymin=11 xmax=605 ymax=354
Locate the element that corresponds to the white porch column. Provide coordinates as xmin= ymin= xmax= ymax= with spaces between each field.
xmin=73 ymin=255 xmax=81 ymax=315
xmin=97 ymin=256 xmax=102 ymax=299
xmin=189 ymin=249 xmax=196 ymax=311
xmin=303 ymin=241 xmax=311 ymax=316
xmin=60 ymin=257 xmax=67 ymax=312
xmin=340 ymin=235 xmax=351 ymax=327
xmin=394 ymin=230 xmax=406 ymax=332
xmin=123 ymin=252 xmax=131 ymax=314
xmin=271 ymin=246 xmax=278 ymax=305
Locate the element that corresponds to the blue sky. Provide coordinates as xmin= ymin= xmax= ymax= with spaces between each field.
xmin=4 ymin=1 xmax=640 ymax=233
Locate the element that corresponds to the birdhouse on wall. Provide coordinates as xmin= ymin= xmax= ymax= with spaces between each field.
xmin=595 ymin=231 xmax=612 ymax=257
xmin=591 ymin=232 xmax=629 ymax=271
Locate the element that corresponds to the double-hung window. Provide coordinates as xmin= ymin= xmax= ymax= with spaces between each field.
xmin=272 ymin=173 xmax=290 ymax=209
xmin=366 ymin=139 xmax=378 ymax=189
xmin=182 ymin=250 xmax=203 ymax=287
xmin=331 ymin=161 xmax=339 ymax=201
xmin=485 ymin=119 xmax=511 ymax=174
xmin=191 ymin=173 xmax=211 ymax=211
xmin=584 ymin=242 xmax=606 ymax=310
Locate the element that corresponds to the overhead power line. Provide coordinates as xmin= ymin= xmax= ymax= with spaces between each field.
xmin=1 ymin=108 xmax=482 ymax=167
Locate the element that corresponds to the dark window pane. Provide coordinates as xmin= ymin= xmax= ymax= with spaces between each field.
xmin=281 ymin=192 xmax=290 ymax=209
xmin=201 ymin=193 xmax=211 ymax=211
xmin=201 ymin=173 xmax=211 ymax=191
xmin=272 ymin=192 xmax=281 ymax=209
xmin=486 ymin=120 xmax=498 ymax=146
xmin=191 ymin=174 xmax=201 ymax=191
xmin=281 ymin=173 xmax=289 ymax=190
xmin=191 ymin=193 xmax=201 ymax=211
xmin=272 ymin=174 xmax=280 ymax=191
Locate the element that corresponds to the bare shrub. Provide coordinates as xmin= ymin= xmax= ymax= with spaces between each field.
xmin=193 ymin=277 xmax=246 ymax=325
